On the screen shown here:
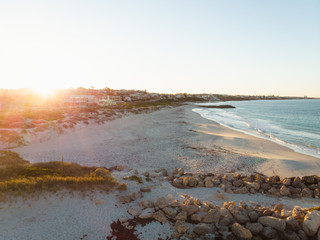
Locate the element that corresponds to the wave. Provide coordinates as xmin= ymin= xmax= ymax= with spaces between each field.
xmin=193 ymin=108 xmax=320 ymax=159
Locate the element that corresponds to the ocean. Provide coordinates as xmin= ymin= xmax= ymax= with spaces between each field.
xmin=193 ymin=99 xmax=320 ymax=159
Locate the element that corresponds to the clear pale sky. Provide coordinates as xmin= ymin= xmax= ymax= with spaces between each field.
xmin=1 ymin=1 xmax=319 ymax=97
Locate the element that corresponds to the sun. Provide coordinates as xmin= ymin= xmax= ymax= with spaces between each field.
xmin=32 ymin=86 xmax=57 ymax=98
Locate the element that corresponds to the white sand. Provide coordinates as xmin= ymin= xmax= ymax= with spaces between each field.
xmin=14 ymin=105 xmax=320 ymax=177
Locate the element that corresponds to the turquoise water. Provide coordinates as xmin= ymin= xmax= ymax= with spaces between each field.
xmin=193 ymin=99 xmax=320 ymax=159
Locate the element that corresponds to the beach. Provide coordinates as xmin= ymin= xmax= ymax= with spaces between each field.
xmin=14 ymin=104 xmax=320 ymax=178
xmin=2 ymin=104 xmax=320 ymax=240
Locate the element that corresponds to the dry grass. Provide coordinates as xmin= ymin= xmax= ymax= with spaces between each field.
xmin=0 ymin=151 xmax=122 ymax=202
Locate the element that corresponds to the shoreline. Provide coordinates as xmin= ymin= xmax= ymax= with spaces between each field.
xmin=193 ymin=99 xmax=320 ymax=160
xmin=13 ymin=104 xmax=320 ymax=177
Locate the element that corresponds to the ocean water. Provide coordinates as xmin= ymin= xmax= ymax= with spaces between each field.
xmin=193 ymin=99 xmax=320 ymax=159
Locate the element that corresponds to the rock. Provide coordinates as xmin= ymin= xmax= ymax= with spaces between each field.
xmin=203 ymin=209 xmax=221 ymax=223
xmin=160 ymin=169 xmax=168 ymax=176
xmin=175 ymin=211 xmax=187 ymax=221
xmin=155 ymin=197 xmax=169 ymax=209
xmin=139 ymin=208 xmax=155 ymax=219
xmin=223 ymin=201 xmax=236 ymax=209
xmin=171 ymin=231 xmax=183 ymax=239
xmin=308 ymin=184 xmax=318 ymax=190
xmin=301 ymin=188 xmax=313 ymax=198
xmin=128 ymin=206 xmax=142 ymax=217
xmin=279 ymin=231 xmax=300 ymax=240
xmin=244 ymin=181 xmax=260 ymax=191
xmin=292 ymin=206 xmax=305 ymax=220
xmin=231 ymin=223 xmax=253 ymax=240
xmin=153 ymin=210 xmax=167 ymax=224
xmin=302 ymin=175 xmax=316 ymax=184
xmin=231 ymin=210 xmax=250 ymax=224
xmin=188 ymin=177 xmax=198 ymax=187
xmin=129 ymin=192 xmax=142 ymax=201
xmin=298 ymin=230 xmax=308 ymax=240
xmin=182 ymin=176 xmax=190 ymax=186
xmin=314 ymin=188 xmax=320 ymax=198
xmin=233 ymin=180 xmax=244 ymax=187
xmin=198 ymin=180 xmax=205 ymax=187
xmin=171 ymin=200 xmax=180 ymax=208
xmin=258 ymin=216 xmax=286 ymax=231
xmin=118 ymin=195 xmax=132 ymax=203
xmin=172 ymin=178 xmax=183 ymax=187
xmin=261 ymin=183 xmax=271 ymax=191
xmin=302 ymin=210 xmax=320 ymax=236
xmin=260 ymin=207 xmax=272 ymax=216
xmin=246 ymin=222 xmax=263 ymax=235
xmin=268 ymin=187 xmax=280 ymax=196
xmin=281 ymin=209 xmax=291 ymax=218
xmin=199 ymin=205 xmax=210 ymax=213
xmin=163 ymin=207 xmax=177 ymax=217
xmin=273 ymin=203 xmax=284 ymax=214
xmin=260 ymin=227 xmax=278 ymax=239
xmin=292 ymin=177 xmax=302 ymax=187
xmin=142 ymin=171 xmax=150 ymax=177
xmin=205 ymin=180 xmax=214 ymax=188
xmin=174 ymin=220 xmax=189 ymax=234
xmin=281 ymin=177 xmax=292 ymax=186
xmin=266 ymin=176 xmax=279 ymax=185
xmin=181 ymin=205 xmax=199 ymax=216
xmin=248 ymin=211 xmax=259 ymax=222
xmin=193 ymin=223 xmax=216 ymax=236
xmin=140 ymin=187 xmax=151 ymax=192
xmin=286 ymin=216 xmax=300 ymax=231
xmin=173 ymin=168 xmax=184 ymax=176
xmin=280 ymin=185 xmax=290 ymax=196
xmin=219 ymin=208 xmax=234 ymax=226
xmin=142 ymin=200 xmax=154 ymax=208
xmin=254 ymin=174 xmax=266 ymax=183
xmin=191 ymin=212 xmax=205 ymax=222
xmin=289 ymin=186 xmax=302 ymax=197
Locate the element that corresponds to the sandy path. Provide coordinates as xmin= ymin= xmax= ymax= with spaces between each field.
xmin=14 ymin=105 xmax=320 ymax=177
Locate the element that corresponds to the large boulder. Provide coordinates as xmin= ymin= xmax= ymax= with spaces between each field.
xmin=193 ymin=223 xmax=216 ymax=236
xmin=245 ymin=222 xmax=263 ymax=235
xmin=175 ymin=211 xmax=187 ymax=221
xmin=292 ymin=206 xmax=305 ymax=220
xmin=128 ymin=206 xmax=142 ymax=217
xmin=153 ymin=210 xmax=167 ymax=224
xmin=139 ymin=208 xmax=154 ymax=219
xmin=280 ymin=185 xmax=290 ymax=196
xmin=155 ymin=197 xmax=169 ymax=209
xmin=286 ymin=216 xmax=301 ymax=231
xmin=260 ymin=227 xmax=278 ymax=239
xmin=231 ymin=223 xmax=252 ymax=240
xmin=163 ymin=207 xmax=177 ymax=217
xmin=203 ymin=209 xmax=221 ymax=223
xmin=258 ymin=216 xmax=286 ymax=231
xmin=302 ymin=210 xmax=320 ymax=236
xmin=181 ymin=205 xmax=199 ymax=216
xmin=174 ymin=220 xmax=189 ymax=234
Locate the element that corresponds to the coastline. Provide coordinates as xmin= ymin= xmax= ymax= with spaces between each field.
xmin=14 ymin=104 xmax=320 ymax=177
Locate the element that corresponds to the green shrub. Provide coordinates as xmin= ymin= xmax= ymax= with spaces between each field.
xmin=123 ymin=175 xmax=143 ymax=184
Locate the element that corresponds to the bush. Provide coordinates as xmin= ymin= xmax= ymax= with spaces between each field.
xmin=0 ymin=152 xmax=121 ymax=200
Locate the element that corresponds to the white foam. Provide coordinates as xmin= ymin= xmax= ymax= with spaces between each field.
xmin=193 ymin=108 xmax=320 ymax=159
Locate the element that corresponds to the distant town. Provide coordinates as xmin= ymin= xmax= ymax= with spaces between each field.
xmin=0 ymin=87 xmax=311 ymax=111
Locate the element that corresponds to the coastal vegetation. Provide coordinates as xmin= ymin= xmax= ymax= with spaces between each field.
xmin=0 ymin=150 xmax=124 ymax=201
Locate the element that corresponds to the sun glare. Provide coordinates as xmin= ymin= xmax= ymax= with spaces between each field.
xmin=32 ymin=86 xmax=56 ymax=98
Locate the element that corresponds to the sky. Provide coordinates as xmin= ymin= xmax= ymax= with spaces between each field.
xmin=0 ymin=1 xmax=319 ymax=97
